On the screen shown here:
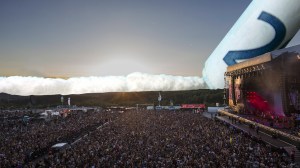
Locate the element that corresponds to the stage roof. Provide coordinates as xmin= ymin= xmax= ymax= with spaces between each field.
xmin=226 ymin=44 xmax=300 ymax=73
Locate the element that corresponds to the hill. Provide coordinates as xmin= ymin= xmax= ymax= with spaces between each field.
xmin=0 ymin=89 xmax=224 ymax=108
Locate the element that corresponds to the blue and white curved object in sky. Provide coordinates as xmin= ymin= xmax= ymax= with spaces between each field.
xmin=202 ymin=0 xmax=300 ymax=89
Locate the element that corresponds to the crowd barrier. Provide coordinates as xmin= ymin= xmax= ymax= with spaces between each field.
xmin=218 ymin=109 xmax=300 ymax=148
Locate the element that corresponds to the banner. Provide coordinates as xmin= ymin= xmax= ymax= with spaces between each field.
xmin=181 ymin=104 xmax=206 ymax=109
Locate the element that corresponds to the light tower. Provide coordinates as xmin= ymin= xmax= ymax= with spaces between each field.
xmin=223 ymin=76 xmax=228 ymax=106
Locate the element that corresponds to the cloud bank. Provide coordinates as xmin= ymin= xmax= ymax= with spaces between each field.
xmin=0 ymin=72 xmax=206 ymax=96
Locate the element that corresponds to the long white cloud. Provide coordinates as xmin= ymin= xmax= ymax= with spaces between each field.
xmin=0 ymin=72 xmax=206 ymax=96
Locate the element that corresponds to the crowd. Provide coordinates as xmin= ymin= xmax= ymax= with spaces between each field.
xmin=239 ymin=113 xmax=300 ymax=138
xmin=0 ymin=109 xmax=33 ymax=120
xmin=20 ymin=110 xmax=298 ymax=167
xmin=0 ymin=109 xmax=115 ymax=167
xmin=242 ymin=115 xmax=295 ymax=129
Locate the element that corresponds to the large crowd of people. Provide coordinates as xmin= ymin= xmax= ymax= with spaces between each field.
xmin=0 ymin=109 xmax=115 ymax=167
xmin=236 ymin=111 xmax=300 ymax=138
xmin=4 ymin=110 xmax=293 ymax=167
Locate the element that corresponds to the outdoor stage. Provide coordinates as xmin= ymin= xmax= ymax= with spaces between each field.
xmin=224 ymin=45 xmax=300 ymax=127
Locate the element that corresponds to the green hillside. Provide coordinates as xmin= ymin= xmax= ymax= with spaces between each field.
xmin=0 ymin=89 xmax=224 ymax=108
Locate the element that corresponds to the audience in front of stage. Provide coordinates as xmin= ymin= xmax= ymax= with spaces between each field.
xmin=0 ymin=110 xmax=114 ymax=167
xmin=24 ymin=110 xmax=296 ymax=167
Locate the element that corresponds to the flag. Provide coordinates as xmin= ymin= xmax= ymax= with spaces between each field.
xmin=170 ymin=99 xmax=173 ymax=106
xmin=158 ymin=92 xmax=162 ymax=101
xmin=68 ymin=97 xmax=71 ymax=106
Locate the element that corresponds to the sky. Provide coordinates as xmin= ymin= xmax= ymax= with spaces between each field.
xmin=0 ymin=0 xmax=251 ymax=77
xmin=0 ymin=0 xmax=300 ymax=95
